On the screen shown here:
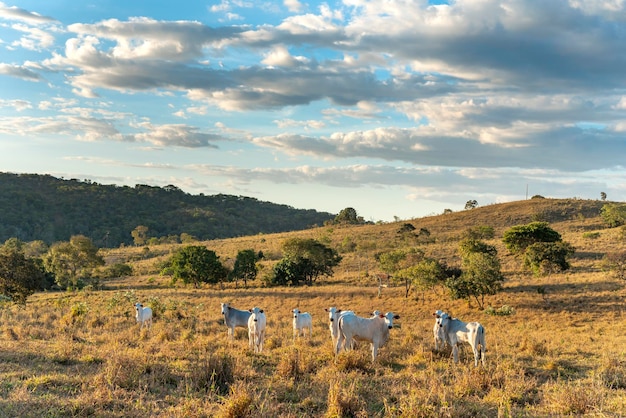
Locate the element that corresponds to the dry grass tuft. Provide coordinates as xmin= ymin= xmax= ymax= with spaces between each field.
xmin=334 ymin=351 xmax=372 ymax=373
xmin=218 ymin=382 xmax=254 ymax=418
xmin=598 ymin=355 xmax=626 ymax=389
xmin=325 ymin=379 xmax=368 ymax=418
xmin=187 ymin=351 xmax=235 ymax=396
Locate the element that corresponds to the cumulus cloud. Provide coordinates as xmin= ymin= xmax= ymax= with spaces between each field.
xmin=0 ymin=2 xmax=57 ymax=24
xmin=0 ymin=63 xmax=42 ymax=81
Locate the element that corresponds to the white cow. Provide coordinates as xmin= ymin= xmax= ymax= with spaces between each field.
xmin=433 ymin=309 xmax=447 ymax=350
xmin=248 ymin=307 xmax=266 ymax=353
xmin=434 ymin=311 xmax=486 ymax=366
xmin=134 ymin=302 xmax=152 ymax=329
xmin=292 ymin=308 xmax=313 ymax=340
xmin=336 ymin=311 xmax=400 ymax=362
xmin=221 ymin=302 xmax=252 ymax=341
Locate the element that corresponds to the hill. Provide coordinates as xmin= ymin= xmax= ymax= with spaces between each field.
xmin=0 ymin=172 xmax=335 ymax=247
xmin=1 ymin=196 xmax=626 ymax=417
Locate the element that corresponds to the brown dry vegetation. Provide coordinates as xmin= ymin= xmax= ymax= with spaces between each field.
xmin=1 ymin=198 xmax=626 ymax=417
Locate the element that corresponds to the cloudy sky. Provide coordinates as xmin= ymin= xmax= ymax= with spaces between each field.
xmin=0 ymin=0 xmax=625 ymax=222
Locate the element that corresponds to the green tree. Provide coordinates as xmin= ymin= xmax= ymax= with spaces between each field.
xmin=334 ymin=207 xmax=362 ymax=225
xmin=377 ymin=248 xmax=425 ymax=297
xmin=167 ymin=245 xmax=227 ymax=287
xmin=230 ymin=249 xmax=258 ymax=287
xmin=523 ymin=241 xmax=575 ymax=276
xmin=601 ymin=203 xmax=626 ymax=227
xmin=131 ymin=225 xmax=149 ymax=246
xmin=0 ymin=245 xmax=46 ymax=305
xmin=270 ymin=238 xmax=342 ymax=286
xmin=502 ymin=222 xmax=562 ymax=255
xmin=42 ymin=235 xmax=104 ymax=289
xmin=445 ymin=239 xmax=504 ymax=309
xmin=395 ymin=258 xmax=445 ymax=302
xmin=600 ymin=192 xmax=607 ymax=201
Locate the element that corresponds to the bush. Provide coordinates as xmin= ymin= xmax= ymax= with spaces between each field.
xmin=485 ymin=305 xmax=515 ymax=316
xmin=523 ymin=242 xmax=575 ymax=276
xmin=502 ymin=222 xmax=562 ymax=255
xmin=600 ymin=203 xmax=626 ymax=227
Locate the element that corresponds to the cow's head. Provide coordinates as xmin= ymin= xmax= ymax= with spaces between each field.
xmin=325 ymin=307 xmax=339 ymax=322
xmin=436 ymin=312 xmax=450 ymax=328
xmin=292 ymin=308 xmax=300 ymax=318
xmin=249 ymin=307 xmax=264 ymax=322
xmin=220 ymin=302 xmax=230 ymax=315
xmin=382 ymin=312 xmax=400 ymax=329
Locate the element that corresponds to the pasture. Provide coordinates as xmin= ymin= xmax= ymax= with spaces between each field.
xmin=1 ymin=198 xmax=626 ymax=416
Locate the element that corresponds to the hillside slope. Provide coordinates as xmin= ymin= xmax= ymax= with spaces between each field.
xmin=0 ymin=172 xmax=335 ymax=247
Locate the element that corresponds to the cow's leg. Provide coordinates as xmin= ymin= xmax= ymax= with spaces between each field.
xmin=371 ymin=343 xmax=377 ymax=362
xmin=335 ymin=333 xmax=344 ymax=356
xmin=472 ymin=344 xmax=479 ymax=366
xmin=452 ymin=345 xmax=459 ymax=363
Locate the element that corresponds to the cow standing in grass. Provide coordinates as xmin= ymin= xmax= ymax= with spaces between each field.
xmin=434 ymin=311 xmax=486 ymax=366
xmin=134 ymin=302 xmax=152 ymax=329
xmin=336 ymin=311 xmax=399 ymax=362
xmin=221 ymin=302 xmax=251 ymax=341
xmin=248 ymin=307 xmax=266 ymax=353
xmin=292 ymin=308 xmax=312 ymax=340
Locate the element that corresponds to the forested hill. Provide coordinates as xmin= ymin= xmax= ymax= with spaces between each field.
xmin=0 ymin=172 xmax=335 ymax=247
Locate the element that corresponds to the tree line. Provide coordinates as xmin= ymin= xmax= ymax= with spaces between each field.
xmin=0 ymin=172 xmax=335 ymax=247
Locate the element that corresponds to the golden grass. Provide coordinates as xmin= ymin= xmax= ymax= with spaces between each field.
xmin=1 ymin=198 xmax=626 ymax=417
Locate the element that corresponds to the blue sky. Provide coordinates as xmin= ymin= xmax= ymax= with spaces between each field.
xmin=0 ymin=0 xmax=625 ymax=222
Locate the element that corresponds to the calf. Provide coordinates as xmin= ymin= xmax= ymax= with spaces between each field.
xmin=248 ymin=307 xmax=266 ymax=353
xmin=336 ymin=311 xmax=400 ymax=362
xmin=433 ymin=309 xmax=447 ymax=350
xmin=221 ymin=302 xmax=252 ymax=341
xmin=292 ymin=308 xmax=313 ymax=340
xmin=434 ymin=311 xmax=486 ymax=366
xmin=134 ymin=302 xmax=152 ymax=329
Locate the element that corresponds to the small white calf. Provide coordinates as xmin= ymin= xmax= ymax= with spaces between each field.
xmin=292 ymin=309 xmax=312 ymax=340
xmin=248 ymin=307 xmax=266 ymax=353
xmin=221 ymin=302 xmax=252 ymax=340
xmin=435 ymin=311 xmax=486 ymax=366
xmin=336 ymin=311 xmax=400 ymax=362
xmin=433 ymin=309 xmax=447 ymax=350
xmin=134 ymin=302 xmax=152 ymax=329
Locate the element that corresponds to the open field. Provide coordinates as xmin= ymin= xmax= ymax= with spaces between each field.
xmin=1 ymin=199 xmax=626 ymax=417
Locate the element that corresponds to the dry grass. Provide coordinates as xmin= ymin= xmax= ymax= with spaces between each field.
xmin=1 ymin=198 xmax=626 ymax=417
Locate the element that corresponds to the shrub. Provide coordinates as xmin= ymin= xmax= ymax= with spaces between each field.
xmin=601 ymin=203 xmax=626 ymax=227
xmin=485 ymin=305 xmax=515 ymax=316
xmin=523 ymin=241 xmax=575 ymax=276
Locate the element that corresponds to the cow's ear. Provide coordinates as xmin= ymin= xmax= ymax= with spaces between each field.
xmin=324 ymin=308 xmax=328 ymax=312
xmin=434 ymin=314 xmax=440 ymax=318
xmin=260 ymin=309 xmax=264 ymax=313
xmin=378 ymin=313 xmax=384 ymax=318
xmin=337 ymin=309 xmax=342 ymax=313
xmin=248 ymin=309 xmax=253 ymax=313
xmin=394 ymin=315 xmax=400 ymax=319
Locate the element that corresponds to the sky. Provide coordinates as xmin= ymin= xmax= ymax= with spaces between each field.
xmin=0 ymin=0 xmax=625 ymax=223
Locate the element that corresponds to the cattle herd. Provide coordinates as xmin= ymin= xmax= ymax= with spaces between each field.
xmin=135 ymin=302 xmax=486 ymax=365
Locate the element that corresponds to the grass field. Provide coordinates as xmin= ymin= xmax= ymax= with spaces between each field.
xmin=1 ymin=198 xmax=626 ymax=417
